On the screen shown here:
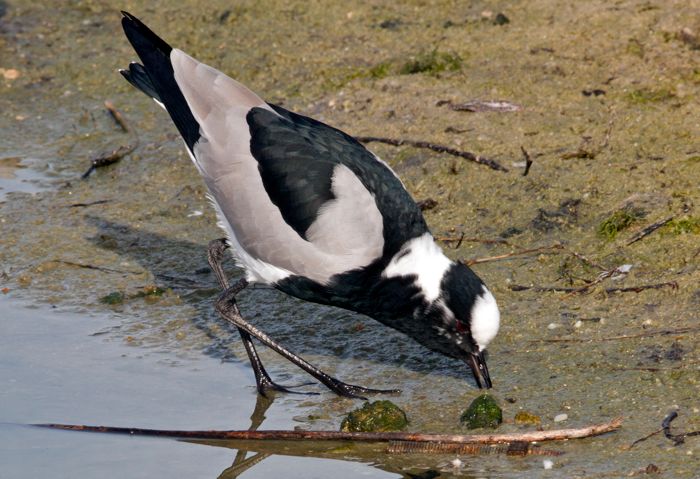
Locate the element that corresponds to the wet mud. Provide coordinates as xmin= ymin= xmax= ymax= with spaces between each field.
xmin=1 ymin=1 xmax=699 ymax=477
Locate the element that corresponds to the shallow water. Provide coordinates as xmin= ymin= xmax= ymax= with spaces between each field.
xmin=1 ymin=0 xmax=699 ymax=477
xmin=0 ymin=299 xmax=397 ymax=478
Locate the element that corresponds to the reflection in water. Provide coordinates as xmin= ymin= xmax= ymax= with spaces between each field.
xmin=218 ymin=394 xmax=273 ymax=479
xmin=189 ymin=393 xmax=480 ymax=479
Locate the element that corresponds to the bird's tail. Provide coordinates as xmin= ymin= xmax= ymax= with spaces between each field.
xmin=119 ymin=11 xmax=200 ymax=150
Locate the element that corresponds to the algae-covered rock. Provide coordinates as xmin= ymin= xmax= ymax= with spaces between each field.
xmin=460 ymin=394 xmax=503 ymax=429
xmin=514 ymin=411 xmax=542 ymax=426
xmin=340 ymin=400 xmax=408 ymax=432
xmin=100 ymin=291 xmax=124 ymax=305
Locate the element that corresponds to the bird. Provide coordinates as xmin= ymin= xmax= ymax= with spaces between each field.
xmin=119 ymin=11 xmax=500 ymax=398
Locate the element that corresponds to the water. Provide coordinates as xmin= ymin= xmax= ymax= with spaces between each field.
xmin=0 ymin=299 xmax=397 ymax=479
xmin=0 ymin=157 xmax=50 ymax=201
xmin=1 ymin=1 xmax=699 ymax=477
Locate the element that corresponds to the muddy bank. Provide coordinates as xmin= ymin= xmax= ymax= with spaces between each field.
xmin=1 ymin=1 xmax=698 ymax=477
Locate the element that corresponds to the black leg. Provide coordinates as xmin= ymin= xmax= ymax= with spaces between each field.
xmin=209 ymin=238 xmax=400 ymax=400
xmin=208 ymin=239 xmax=313 ymax=397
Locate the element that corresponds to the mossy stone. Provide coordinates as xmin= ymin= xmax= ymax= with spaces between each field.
xmin=460 ymin=394 xmax=503 ymax=429
xmin=340 ymin=400 xmax=408 ymax=432
xmin=99 ymin=291 xmax=124 ymax=305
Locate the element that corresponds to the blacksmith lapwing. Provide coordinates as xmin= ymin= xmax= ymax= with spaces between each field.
xmin=119 ymin=12 xmax=500 ymax=398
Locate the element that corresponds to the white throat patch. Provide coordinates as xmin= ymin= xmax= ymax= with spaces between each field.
xmin=470 ymin=287 xmax=500 ymax=351
xmin=382 ymin=233 xmax=452 ymax=302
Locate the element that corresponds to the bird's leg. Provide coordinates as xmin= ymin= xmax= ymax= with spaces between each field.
xmin=214 ymin=278 xmax=401 ymax=400
xmin=208 ymin=238 xmax=312 ymax=397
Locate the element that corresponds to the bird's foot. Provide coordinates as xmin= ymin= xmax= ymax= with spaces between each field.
xmin=256 ymin=376 xmax=318 ymax=398
xmin=322 ymin=377 xmax=401 ymax=400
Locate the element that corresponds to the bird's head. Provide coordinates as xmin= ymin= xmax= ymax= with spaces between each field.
xmin=426 ymin=261 xmax=500 ymax=389
xmin=382 ymin=234 xmax=500 ymax=388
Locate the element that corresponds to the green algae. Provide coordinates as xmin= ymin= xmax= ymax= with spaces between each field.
xmin=598 ymin=207 xmax=645 ymax=240
xmin=626 ymin=88 xmax=676 ymax=104
xmin=662 ymin=217 xmax=700 ymax=235
xmin=340 ymin=400 xmax=408 ymax=432
xmin=514 ymin=410 xmax=542 ymax=426
xmin=99 ymin=291 xmax=125 ymax=305
xmin=460 ymin=394 xmax=503 ymax=429
xmin=133 ymin=285 xmax=167 ymax=298
xmin=399 ymin=50 xmax=462 ymax=76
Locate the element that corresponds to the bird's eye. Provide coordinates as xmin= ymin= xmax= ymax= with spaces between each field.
xmin=455 ymin=320 xmax=468 ymax=334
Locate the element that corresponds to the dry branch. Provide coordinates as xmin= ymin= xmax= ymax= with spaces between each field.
xmin=520 ymin=146 xmax=533 ymax=176
xmin=627 ymin=216 xmax=674 ymax=245
xmin=355 ymin=136 xmax=508 ymax=172
xmin=464 ymin=244 xmax=564 ymax=266
xmin=435 ymin=235 xmax=510 ymax=246
xmin=510 ymin=281 xmax=677 ymax=295
xmin=82 ymin=143 xmax=137 ymax=179
xmin=535 ymin=326 xmax=700 ymax=343
xmin=104 ymin=100 xmax=129 ymax=132
xmin=37 ymin=417 xmax=622 ymax=446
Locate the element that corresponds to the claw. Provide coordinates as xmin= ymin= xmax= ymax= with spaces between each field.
xmin=257 ymin=378 xmax=319 ymax=398
xmin=324 ymin=377 xmax=401 ymax=400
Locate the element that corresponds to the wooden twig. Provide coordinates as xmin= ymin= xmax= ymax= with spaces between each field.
xmin=613 ymin=366 xmax=683 ymax=372
xmin=510 ymin=281 xmax=677 ymax=295
xmin=52 ymin=260 xmax=140 ymax=275
xmin=627 ymin=216 xmax=674 ymax=245
xmin=558 ymin=264 xmax=633 ymax=296
xmin=520 ymin=146 xmax=533 ymax=176
xmin=604 ymin=282 xmax=678 ymax=294
xmin=436 ymin=235 xmax=510 ymax=246
xmin=454 ymin=231 xmax=465 ymax=249
xmin=534 ymin=325 xmax=700 ymax=343
xmin=626 ymin=428 xmax=663 ymax=449
xmin=440 ymin=99 xmax=521 ymax=113
xmin=355 ymin=136 xmax=508 ymax=172
xmin=662 ymin=411 xmax=700 ymax=446
xmin=69 ymin=199 xmax=112 ymax=208
xmin=570 ymin=251 xmax=607 ymax=271
xmin=36 ymin=417 xmax=622 ymax=446
xmin=464 ymin=244 xmax=564 ymax=266
xmin=81 ymin=143 xmax=137 ymax=179
xmin=104 ymin=100 xmax=129 ymax=132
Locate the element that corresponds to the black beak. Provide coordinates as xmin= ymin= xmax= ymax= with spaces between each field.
xmin=467 ymin=350 xmax=492 ymax=389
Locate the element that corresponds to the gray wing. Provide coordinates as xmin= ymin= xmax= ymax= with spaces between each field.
xmin=171 ymin=50 xmax=386 ymax=284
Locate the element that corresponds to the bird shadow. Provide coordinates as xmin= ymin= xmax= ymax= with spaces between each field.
xmin=84 ymin=215 xmax=469 ymax=383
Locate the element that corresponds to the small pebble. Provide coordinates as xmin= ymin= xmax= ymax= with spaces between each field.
xmin=554 ymin=413 xmax=568 ymax=422
xmin=574 ymin=320 xmax=583 ymax=329
xmin=451 ymin=458 xmax=463 ymax=468
xmin=543 ymin=459 xmax=554 ymax=470
xmin=547 ymin=323 xmax=560 ymax=330
xmin=1 ymin=68 xmax=20 ymax=80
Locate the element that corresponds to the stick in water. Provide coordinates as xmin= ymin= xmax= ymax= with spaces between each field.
xmin=36 ymin=417 xmax=622 ymax=446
